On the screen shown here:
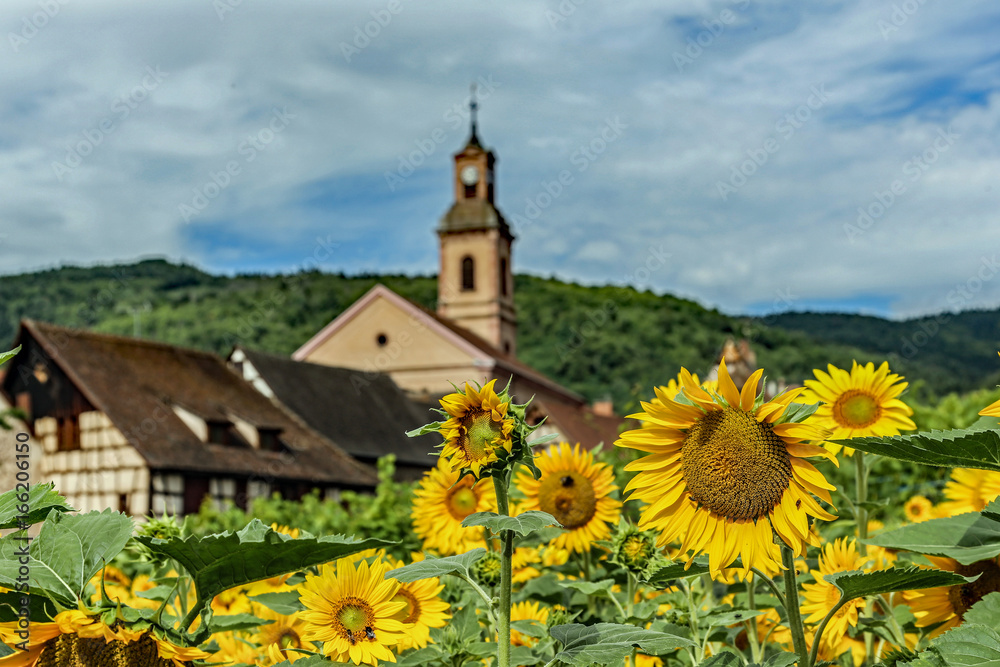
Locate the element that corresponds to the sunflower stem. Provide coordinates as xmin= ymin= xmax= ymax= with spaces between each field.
xmin=807 ymin=596 xmax=850 ymax=667
xmin=750 ymin=567 xmax=786 ymax=608
xmin=745 ymin=573 xmax=762 ymax=665
xmin=780 ymin=544 xmax=810 ymax=667
xmin=493 ymin=473 xmax=513 ymax=667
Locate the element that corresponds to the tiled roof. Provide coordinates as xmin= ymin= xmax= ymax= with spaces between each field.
xmin=10 ymin=320 xmax=378 ymax=487
xmin=234 ymin=347 xmax=439 ymax=468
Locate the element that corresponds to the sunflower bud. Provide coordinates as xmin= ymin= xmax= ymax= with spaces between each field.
xmin=470 ymin=551 xmax=503 ymax=587
xmin=608 ymin=522 xmax=666 ymax=581
xmin=138 ymin=514 xmax=182 ymax=541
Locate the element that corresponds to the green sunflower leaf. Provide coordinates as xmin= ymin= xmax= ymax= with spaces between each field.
xmin=560 ymin=579 xmax=615 ymax=596
xmin=777 ymin=401 xmax=820 ymax=424
xmin=396 ymin=646 xmax=447 ymax=666
xmin=702 ymin=608 xmax=764 ymax=629
xmin=646 ymin=556 xmax=712 ymax=585
xmin=462 ymin=511 xmax=562 ymax=536
xmin=864 ymin=512 xmax=1000 ymax=565
xmin=832 ymin=429 xmax=1000 ymax=471
xmin=549 ymin=622 xmax=697 ymax=666
xmin=203 ymin=612 xmax=271 ymax=633
xmin=982 ymin=498 xmax=1000 ymax=524
xmin=0 ymin=483 xmax=73 ymax=530
xmin=0 ymin=591 xmax=57 ymax=623
xmin=0 ymin=346 xmax=20 ymax=366
xmin=385 ymin=548 xmax=486 ymax=582
xmin=0 ymin=508 xmax=133 ymax=605
xmin=511 ymin=619 xmax=549 ymax=639
xmin=823 ymin=566 xmax=971 ymax=600
xmin=135 ymin=519 xmax=392 ymax=604
xmin=932 ymin=623 xmax=1000 ymax=666
xmin=964 ymin=592 xmax=1000 ymax=632
xmin=248 ymin=591 xmax=303 ymax=616
xmin=268 ymin=656 xmax=330 ymax=667
xmin=698 ymin=651 xmax=743 ymax=666
xmin=762 ymin=652 xmax=800 ymax=667
xmin=406 ymin=421 xmax=446 ymax=437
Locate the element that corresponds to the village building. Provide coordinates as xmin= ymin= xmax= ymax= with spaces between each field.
xmin=0 ymin=320 xmax=379 ymax=516
xmin=227 ymin=346 xmax=438 ymax=480
xmin=293 ymin=103 xmax=629 ymax=448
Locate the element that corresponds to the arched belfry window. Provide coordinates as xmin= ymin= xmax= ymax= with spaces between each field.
xmin=500 ymin=257 xmax=509 ymax=297
xmin=461 ymin=256 xmax=475 ymax=291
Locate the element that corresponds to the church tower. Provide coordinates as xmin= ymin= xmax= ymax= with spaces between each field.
xmin=437 ymin=88 xmax=517 ymax=356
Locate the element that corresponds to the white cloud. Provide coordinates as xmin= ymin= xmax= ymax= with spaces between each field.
xmin=1 ymin=0 xmax=999 ymax=318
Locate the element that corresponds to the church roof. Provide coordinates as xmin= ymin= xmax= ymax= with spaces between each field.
xmin=4 ymin=320 xmax=379 ymax=487
xmin=438 ymin=199 xmax=511 ymax=236
xmin=231 ymin=346 xmax=439 ymax=469
xmin=295 ymin=284 xmax=585 ymax=404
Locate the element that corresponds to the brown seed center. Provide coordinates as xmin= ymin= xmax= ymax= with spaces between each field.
xmin=680 ymin=408 xmax=792 ymax=520
xmin=538 ymin=470 xmax=597 ymax=529
xmin=950 ymin=559 xmax=1000 ymax=618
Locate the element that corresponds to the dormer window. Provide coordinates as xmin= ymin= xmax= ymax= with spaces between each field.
xmin=259 ymin=428 xmax=284 ymax=452
xmin=206 ymin=420 xmax=249 ymax=448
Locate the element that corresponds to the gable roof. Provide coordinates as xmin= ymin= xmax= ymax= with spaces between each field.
xmin=6 ymin=320 xmax=378 ymax=487
xmin=294 ymin=284 xmax=585 ymax=404
xmin=232 ymin=346 xmax=439 ymax=467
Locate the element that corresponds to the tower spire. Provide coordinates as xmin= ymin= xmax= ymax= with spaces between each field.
xmin=467 ymin=82 xmax=481 ymax=147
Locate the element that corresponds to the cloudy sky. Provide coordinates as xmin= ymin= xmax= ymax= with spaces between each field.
xmin=1 ymin=0 xmax=999 ymax=319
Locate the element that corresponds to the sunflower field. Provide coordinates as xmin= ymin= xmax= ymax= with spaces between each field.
xmin=7 ymin=354 xmax=1000 ymax=667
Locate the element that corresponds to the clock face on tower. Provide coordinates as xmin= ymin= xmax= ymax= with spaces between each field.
xmin=460 ymin=165 xmax=479 ymax=186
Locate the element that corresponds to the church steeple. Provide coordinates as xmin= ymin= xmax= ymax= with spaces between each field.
xmin=436 ymin=92 xmax=517 ymax=356
xmin=466 ymin=82 xmax=482 ymax=149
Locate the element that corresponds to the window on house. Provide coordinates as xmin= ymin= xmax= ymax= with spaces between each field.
xmin=464 ymin=183 xmax=476 ymax=198
xmin=258 ymin=428 xmax=284 ymax=452
xmin=151 ymin=473 xmax=184 ymax=515
xmin=248 ymin=479 xmax=271 ymax=502
xmin=56 ymin=415 xmax=80 ymax=451
xmin=500 ymin=257 xmax=508 ymax=296
xmin=206 ymin=421 xmax=249 ymax=448
xmin=461 ymin=256 xmax=475 ymax=291
xmin=209 ymin=478 xmax=237 ymax=510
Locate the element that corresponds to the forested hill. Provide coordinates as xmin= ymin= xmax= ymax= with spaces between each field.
xmin=764 ymin=311 xmax=1000 ymax=397
xmin=1 ymin=259 xmax=996 ymax=411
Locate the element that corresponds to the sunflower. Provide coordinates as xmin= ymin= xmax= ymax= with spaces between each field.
xmin=298 ymin=558 xmax=408 ymax=666
xmin=904 ymin=495 xmax=934 ymax=523
xmin=801 ymin=538 xmax=870 ymax=656
xmin=412 ymin=457 xmax=497 ymax=555
xmin=617 ymin=360 xmax=836 ymax=576
xmin=938 ymin=467 xmax=1000 ymax=515
xmin=211 ymin=587 xmax=253 ymax=616
xmin=385 ymin=558 xmax=451 ymax=651
xmin=904 ymin=555 xmax=1000 ymax=637
xmin=509 ymin=601 xmax=549 ymax=648
xmin=438 ymin=379 xmax=515 ymax=477
xmin=512 ymin=547 xmax=543 ymax=584
xmin=515 ymin=442 xmax=622 ymax=553
xmin=800 ymin=361 xmax=915 ymax=455
xmin=0 ymin=610 xmax=211 ymax=667
xmin=208 ymin=632 xmax=259 ymax=666
xmin=250 ymin=606 xmax=316 ymax=665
